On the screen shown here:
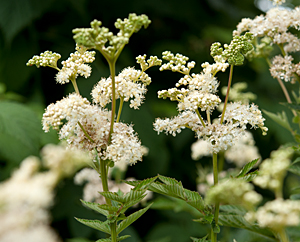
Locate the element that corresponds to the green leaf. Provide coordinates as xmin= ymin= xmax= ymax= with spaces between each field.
xmin=126 ymin=176 xmax=157 ymax=190
xmin=165 ymin=184 xmax=185 ymax=199
xmin=0 ymin=101 xmax=42 ymax=178
xmin=193 ymin=214 xmax=214 ymax=224
xmin=190 ymin=235 xmax=209 ymax=242
xmin=95 ymin=235 xmax=130 ymax=242
xmin=75 ymin=218 xmax=111 ymax=235
xmin=219 ymin=205 xmax=247 ymax=215
xmin=184 ymin=189 xmax=206 ymax=211
xmin=116 ymin=203 xmax=152 ymax=234
xmin=236 ymin=158 xmax=259 ymax=178
xmin=98 ymin=204 xmax=119 ymax=213
xmin=158 ymin=174 xmax=181 ymax=185
xmin=100 ymin=192 xmax=126 ymax=204
xmin=123 ymin=190 xmax=146 ymax=203
xmin=289 ymin=157 xmax=300 ymax=176
xmin=121 ymin=198 xmax=146 ymax=213
xmin=80 ymin=200 xmax=109 ymax=216
xmin=263 ymin=109 xmax=291 ymax=131
xmin=281 ymin=102 xmax=300 ymax=111
xmin=218 ymin=214 xmax=276 ymax=240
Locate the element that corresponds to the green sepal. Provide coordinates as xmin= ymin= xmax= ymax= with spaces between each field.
xmin=80 ymin=200 xmax=109 ymax=216
xmin=75 ymin=218 xmax=111 ymax=234
xmin=190 ymin=235 xmax=209 ymax=242
xmin=116 ymin=203 xmax=152 ymax=234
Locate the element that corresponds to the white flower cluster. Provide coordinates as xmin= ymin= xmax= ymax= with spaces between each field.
xmin=43 ymin=93 xmax=145 ymax=165
xmin=233 ymin=7 xmax=300 ymax=53
xmin=245 ymin=198 xmax=300 ymax=231
xmin=0 ymin=144 xmax=90 ymax=242
xmin=270 ymin=0 xmax=286 ymax=5
xmin=0 ymin=157 xmax=59 ymax=242
xmin=155 ymin=51 xmax=267 ymax=154
xmin=192 ymin=130 xmax=261 ymax=167
xmin=159 ymin=51 xmax=195 ymax=74
xmin=74 ymin=168 xmax=152 ymax=204
xmin=253 ymin=147 xmax=293 ymax=193
xmin=205 ymin=179 xmax=262 ymax=210
xmin=270 ymin=55 xmax=297 ymax=83
xmin=26 ymin=50 xmax=61 ymax=68
xmin=55 ymin=45 xmax=95 ymax=84
xmin=91 ymin=67 xmax=151 ymax=109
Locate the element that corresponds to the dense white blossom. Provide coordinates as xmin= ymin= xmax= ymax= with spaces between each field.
xmin=92 ymin=67 xmax=151 ymax=109
xmin=245 ymin=198 xmax=300 ymax=230
xmin=270 ymin=55 xmax=296 ymax=82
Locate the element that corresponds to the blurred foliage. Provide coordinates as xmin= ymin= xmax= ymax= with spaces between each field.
xmin=1 ymin=0 xmax=300 ymax=241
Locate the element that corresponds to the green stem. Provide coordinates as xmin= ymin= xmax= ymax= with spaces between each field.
xmin=71 ymin=78 xmax=80 ymax=95
xmin=220 ymin=65 xmax=234 ymax=124
xmin=110 ymin=222 xmax=118 ymax=242
xmin=196 ymin=109 xmax=206 ymax=127
xmin=108 ymin=60 xmax=117 ymax=144
xmin=212 ymin=152 xmax=220 ymax=242
xmin=78 ymin=121 xmax=95 ymax=143
xmin=206 ymin=110 xmax=211 ymax=125
xmin=116 ymin=97 xmax=124 ymax=122
xmin=277 ymin=228 xmax=290 ymax=242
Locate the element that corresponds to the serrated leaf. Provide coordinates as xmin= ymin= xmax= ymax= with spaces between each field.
xmin=158 ymin=174 xmax=181 ymax=185
xmin=95 ymin=239 xmax=111 ymax=242
xmin=240 ymin=170 xmax=259 ymax=182
xmin=193 ymin=214 xmax=214 ymax=224
xmin=123 ymin=190 xmax=146 ymax=203
xmin=121 ymin=197 xmax=146 ymax=213
xmin=100 ymin=191 xmax=126 ymax=204
xmin=75 ymin=218 xmax=111 ymax=234
xmin=218 ymin=214 xmax=276 ymax=240
xmin=126 ymin=176 xmax=157 ymax=190
xmin=263 ymin=109 xmax=291 ymax=131
xmin=148 ymin=182 xmax=171 ymax=195
xmin=165 ymin=184 xmax=185 ymax=199
xmin=236 ymin=158 xmax=259 ymax=178
xmin=80 ymin=200 xmax=109 ymax=216
xmin=98 ymin=204 xmax=119 ymax=213
xmin=281 ymin=102 xmax=300 ymax=111
xmin=184 ymin=189 xmax=205 ymax=211
xmin=219 ymin=205 xmax=247 ymax=215
xmin=190 ymin=234 xmax=209 ymax=242
xmin=116 ymin=203 xmax=152 ymax=234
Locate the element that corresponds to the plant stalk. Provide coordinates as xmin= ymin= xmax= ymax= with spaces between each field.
xmin=220 ymin=65 xmax=234 ymax=124
xmin=212 ymin=152 xmax=220 ymax=242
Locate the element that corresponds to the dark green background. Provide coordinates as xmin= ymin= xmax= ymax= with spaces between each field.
xmin=0 ymin=0 xmax=299 ymax=241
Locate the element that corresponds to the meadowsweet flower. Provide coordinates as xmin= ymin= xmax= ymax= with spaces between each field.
xmin=205 ymin=179 xmax=262 ymax=210
xmin=91 ymin=67 xmax=150 ymax=109
xmin=270 ymin=55 xmax=296 ymax=82
xmin=225 ymin=131 xmax=261 ymax=167
xmin=55 ymin=45 xmax=95 ymax=84
xmin=253 ymin=147 xmax=293 ymax=195
xmin=26 ymin=50 xmax=61 ymax=68
xmin=270 ymin=0 xmax=286 ymax=5
xmin=0 ymin=157 xmax=61 ymax=242
xmin=234 ymin=7 xmax=300 ymax=53
xmin=245 ymin=198 xmax=300 ymax=231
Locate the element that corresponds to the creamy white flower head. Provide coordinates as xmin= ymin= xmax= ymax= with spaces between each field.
xmin=270 ymin=55 xmax=296 ymax=82
xmin=41 ymin=143 xmax=90 ymax=178
xmin=253 ymin=147 xmax=293 ymax=194
xmin=191 ymin=139 xmax=212 ymax=160
xmin=42 ymin=93 xmax=91 ymax=132
xmin=92 ymin=67 xmax=150 ymax=109
xmin=154 ymin=110 xmax=200 ymax=137
xmin=225 ymin=131 xmax=261 ymax=167
xmin=201 ymin=61 xmax=229 ymax=76
xmin=55 ymin=45 xmax=95 ymax=84
xmin=233 ymin=6 xmax=300 ymax=53
xmin=205 ymin=179 xmax=262 ymax=210
xmin=223 ymin=102 xmax=268 ymax=135
xmin=245 ymin=198 xmax=300 ymax=231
